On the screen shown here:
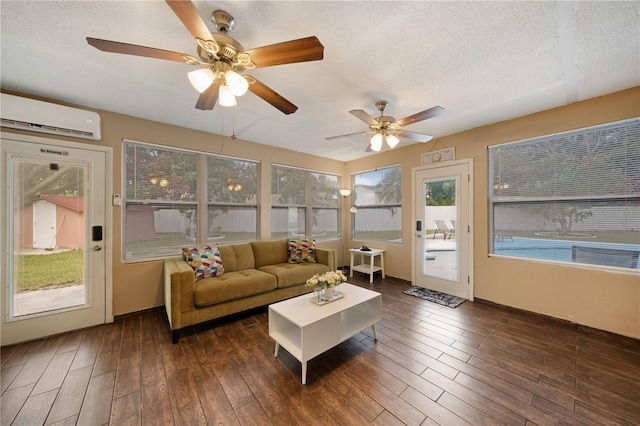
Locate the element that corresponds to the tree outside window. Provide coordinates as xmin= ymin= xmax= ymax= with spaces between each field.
xmin=271 ymin=165 xmax=339 ymax=240
xmin=353 ymin=165 xmax=402 ymax=243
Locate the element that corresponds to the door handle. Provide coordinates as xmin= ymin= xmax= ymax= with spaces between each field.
xmin=92 ymin=245 xmax=102 ymax=251
xmin=415 ymin=233 xmax=422 ymax=238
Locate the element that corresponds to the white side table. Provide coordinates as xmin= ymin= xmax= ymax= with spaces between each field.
xmin=350 ymin=248 xmax=385 ymax=283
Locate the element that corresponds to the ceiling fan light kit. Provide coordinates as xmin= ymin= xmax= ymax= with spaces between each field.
xmin=87 ymin=1 xmax=324 ymax=114
xmin=385 ymin=133 xmax=400 ymax=148
xmin=188 ymin=68 xmax=215 ymax=93
xmin=370 ymin=133 xmax=383 ymax=151
xmin=219 ymin=85 xmax=237 ymax=106
xmin=225 ymin=70 xmax=249 ymax=96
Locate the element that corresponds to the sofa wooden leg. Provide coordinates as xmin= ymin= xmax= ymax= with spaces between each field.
xmin=172 ymin=330 xmax=181 ymax=344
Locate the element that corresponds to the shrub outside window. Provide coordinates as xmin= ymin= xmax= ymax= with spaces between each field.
xmin=488 ymin=119 xmax=640 ymax=270
xmin=352 ymin=165 xmax=402 ymax=243
xmin=271 ymin=165 xmax=339 ymax=240
xmin=123 ymin=141 xmax=258 ymax=261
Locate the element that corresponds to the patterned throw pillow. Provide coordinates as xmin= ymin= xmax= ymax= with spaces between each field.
xmin=182 ymin=245 xmax=224 ymax=281
xmin=287 ymin=239 xmax=317 ymax=263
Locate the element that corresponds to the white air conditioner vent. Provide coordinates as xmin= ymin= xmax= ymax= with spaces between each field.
xmin=0 ymin=93 xmax=101 ymax=140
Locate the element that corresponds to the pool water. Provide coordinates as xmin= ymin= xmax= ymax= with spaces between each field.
xmin=494 ymin=237 xmax=640 ymax=269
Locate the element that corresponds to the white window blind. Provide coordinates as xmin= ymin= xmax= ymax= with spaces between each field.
xmin=123 ymin=141 xmax=258 ymax=261
xmin=271 ymin=164 xmax=339 ymax=240
xmin=352 ymin=165 xmax=403 ymax=243
xmin=488 ymin=119 xmax=640 ymax=270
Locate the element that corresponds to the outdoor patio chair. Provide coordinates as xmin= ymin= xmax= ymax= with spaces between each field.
xmin=433 ymin=220 xmax=454 ymax=240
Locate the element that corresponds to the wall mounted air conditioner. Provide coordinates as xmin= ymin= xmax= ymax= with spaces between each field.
xmin=0 ymin=93 xmax=101 ymax=141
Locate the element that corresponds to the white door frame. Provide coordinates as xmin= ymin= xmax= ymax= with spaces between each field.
xmin=0 ymin=132 xmax=113 ymax=345
xmin=411 ymin=159 xmax=474 ymax=300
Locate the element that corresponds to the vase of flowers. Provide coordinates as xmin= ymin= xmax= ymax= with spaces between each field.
xmin=306 ymin=271 xmax=347 ymax=301
xmin=324 ymin=285 xmax=335 ymax=299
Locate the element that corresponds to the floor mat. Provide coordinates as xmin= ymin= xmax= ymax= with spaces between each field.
xmin=403 ymin=287 xmax=466 ymax=308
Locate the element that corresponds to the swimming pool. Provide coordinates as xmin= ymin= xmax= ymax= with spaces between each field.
xmin=494 ymin=237 xmax=640 ymax=269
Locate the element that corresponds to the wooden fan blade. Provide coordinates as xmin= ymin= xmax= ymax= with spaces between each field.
xmin=349 ymin=109 xmax=377 ymax=125
xmin=396 ymin=106 xmax=445 ymax=127
xmin=243 ymin=36 xmax=324 ymax=68
xmin=195 ymin=83 xmax=220 ymax=110
xmin=166 ymin=0 xmax=214 ymax=42
xmin=87 ymin=37 xmax=195 ymax=63
xmin=396 ymin=130 xmax=434 ymax=143
xmin=247 ymin=77 xmax=298 ymax=114
xmin=325 ymin=131 xmax=369 ymax=141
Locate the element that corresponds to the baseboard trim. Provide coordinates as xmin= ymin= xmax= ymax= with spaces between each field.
xmin=474 ymin=298 xmax=640 ymax=347
xmin=114 ymin=306 xmax=164 ymax=322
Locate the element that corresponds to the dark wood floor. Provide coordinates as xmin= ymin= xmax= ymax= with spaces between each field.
xmin=2 ymin=274 xmax=640 ymax=425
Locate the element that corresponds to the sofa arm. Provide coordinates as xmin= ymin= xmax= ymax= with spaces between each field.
xmin=164 ymin=258 xmax=196 ymax=331
xmin=315 ymin=247 xmax=336 ymax=271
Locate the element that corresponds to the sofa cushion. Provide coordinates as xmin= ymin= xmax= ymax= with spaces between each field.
xmin=194 ymin=269 xmax=277 ymax=306
xmin=182 ymin=245 xmax=224 ymax=281
xmin=218 ymin=243 xmax=255 ymax=272
xmin=252 ymin=240 xmax=288 ymax=268
xmin=258 ymin=262 xmax=330 ymax=288
xmin=287 ymin=239 xmax=317 ymax=263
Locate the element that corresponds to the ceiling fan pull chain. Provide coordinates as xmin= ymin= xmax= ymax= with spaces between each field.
xmin=220 ymin=108 xmax=224 ymax=153
xmin=231 ymin=108 xmax=237 ymax=141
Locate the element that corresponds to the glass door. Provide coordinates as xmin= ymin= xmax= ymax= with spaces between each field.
xmin=12 ymin=160 xmax=88 ymax=317
xmin=413 ymin=161 xmax=473 ymax=299
xmin=1 ymin=137 xmax=108 ymax=346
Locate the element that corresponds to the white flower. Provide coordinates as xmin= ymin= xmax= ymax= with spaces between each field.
xmin=306 ymin=270 xmax=348 ymax=288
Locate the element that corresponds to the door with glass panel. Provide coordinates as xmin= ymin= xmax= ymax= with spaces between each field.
xmin=413 ymin=161 xmax=473 ymax=299
xmin=1 ymin=137 xmax=108 ymax=346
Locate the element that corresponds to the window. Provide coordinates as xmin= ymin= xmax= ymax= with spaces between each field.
xmin=353 ymin=165 xmax=402 ymax=243
xmin=123 ymin=141 xmax=258 ymax=261
xmin=207 ymin=156 xmax=258 ymax=245
xmin=271 ymin=165 xmax=339 ymax=240
xmin=489 ymin=119 xmax=640 ymax=270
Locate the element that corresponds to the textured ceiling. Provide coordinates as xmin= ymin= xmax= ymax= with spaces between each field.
xmin=1 ymin=1 xmax=639 ymax=161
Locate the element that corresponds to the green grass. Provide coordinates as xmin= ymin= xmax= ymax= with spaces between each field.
xmin=15 ymin=250 xmax=84 ymax=292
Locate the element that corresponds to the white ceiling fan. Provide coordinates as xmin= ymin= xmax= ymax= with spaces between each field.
xmin=326 ymin=100 xmax=445 ymax=151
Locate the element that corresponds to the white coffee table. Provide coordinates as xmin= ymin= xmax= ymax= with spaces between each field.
xmin=268 ymin=283 xmax=382 ymax=384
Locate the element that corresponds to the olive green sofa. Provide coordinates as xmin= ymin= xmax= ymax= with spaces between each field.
xmin=164 ymin=240 xmax=335 ymax=343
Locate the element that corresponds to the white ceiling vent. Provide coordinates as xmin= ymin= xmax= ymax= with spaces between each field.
xmin=1 ymin=93 xmax=101 ymax=141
